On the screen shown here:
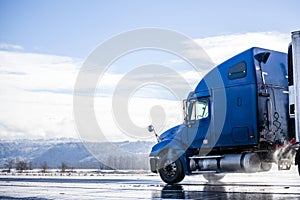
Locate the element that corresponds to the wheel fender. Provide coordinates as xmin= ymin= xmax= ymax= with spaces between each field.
xmin=149 ymin=139 xmax=185 ymax=158
xmin=150 ymin=140 xmax=188 ymax=174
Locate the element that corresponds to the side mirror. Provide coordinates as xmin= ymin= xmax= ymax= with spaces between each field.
xmin=148 ymin=125 xmax=154 ymax=132
xmin=148 ymin=125 xmax=161 ymax=142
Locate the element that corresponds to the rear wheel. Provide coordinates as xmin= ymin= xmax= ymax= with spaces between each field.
xmin=159 ymin=158 xmax=185 ymax=184
xmin=203 ymin=173 xmax=225 ymax=182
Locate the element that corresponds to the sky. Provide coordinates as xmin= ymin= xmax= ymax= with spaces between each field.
xmin=0 ymin=0 xmax=299 ymax=141
xmin=1 ymin=0 xmax=299 ymax=58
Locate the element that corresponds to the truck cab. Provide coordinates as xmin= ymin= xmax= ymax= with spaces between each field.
xmin=149 ymin=39 xmax=300 ymax=184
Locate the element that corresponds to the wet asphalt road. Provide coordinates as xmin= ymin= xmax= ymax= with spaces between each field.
xmin=0 ymin=168 xmax=300 ymax=200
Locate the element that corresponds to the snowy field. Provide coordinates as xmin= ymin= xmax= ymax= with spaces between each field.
xmin=0 ymin=166 xmax=300 ymax=200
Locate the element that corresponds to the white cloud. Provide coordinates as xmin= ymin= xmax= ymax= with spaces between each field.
xmin=0 ymin=43 xmax=23 ymax=51
xmin=94 ymin=96 xmax=181 ymax=142
xmin=0 ymin=91 xmax=75 ymax=139
xmin=0 ymin=50 xmax=80 ymax=139
xmin=0 ymin=32 xmax=291 ymax=140
xmin=0 ymin=51 xmax=80 ymax=91
xmin=196 ymin=32 xmax=290 ymax=64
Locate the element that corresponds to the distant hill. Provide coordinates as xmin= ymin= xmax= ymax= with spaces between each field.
xmin=0 ymin=138 xmax=155 ymax=170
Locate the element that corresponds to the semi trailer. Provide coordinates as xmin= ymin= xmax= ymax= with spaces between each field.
xmin=148 ymin=31 xmax=300 ymax=184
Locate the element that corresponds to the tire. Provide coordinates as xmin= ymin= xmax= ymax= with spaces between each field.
xmin=159 ymin=158 xmax=185 ymax=184
xmin=203 ymin=173 xmax=225 ymax=182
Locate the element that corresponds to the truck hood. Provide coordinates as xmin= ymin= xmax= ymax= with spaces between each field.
xmin=159 ymin=124 xmax=183 ymax=141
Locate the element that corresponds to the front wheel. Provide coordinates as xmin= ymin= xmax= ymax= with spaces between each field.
xmin=159 ymin=158 xmax=185 ymax=184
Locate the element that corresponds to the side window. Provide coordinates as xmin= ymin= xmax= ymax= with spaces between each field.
xmin=190 ymin=100 xmax=209 ymax=120
xmin=228 ymin=61 xmax=247 ymax=80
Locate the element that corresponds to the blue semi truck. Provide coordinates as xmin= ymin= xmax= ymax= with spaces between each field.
xmin=148 ymin=31 xmax=300 ymax=184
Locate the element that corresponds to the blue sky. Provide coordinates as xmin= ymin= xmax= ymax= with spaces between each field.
xmin=0 ymin=1 xmax=299 ymax=140
xmin=0 ymin=0 xmax=299 ymax=58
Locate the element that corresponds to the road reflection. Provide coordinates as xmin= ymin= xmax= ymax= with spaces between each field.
xmin=153 ymin=184 xmax=277 ymax=199
xmin=161 ymin=185 xmax=185 ymax=199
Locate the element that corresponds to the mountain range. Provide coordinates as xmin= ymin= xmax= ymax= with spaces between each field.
xmin=0 ymin=138 xmax=155 ymax=170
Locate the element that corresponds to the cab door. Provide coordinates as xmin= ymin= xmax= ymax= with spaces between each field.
xmin=185 ymin=98 xmax=211 ymax=149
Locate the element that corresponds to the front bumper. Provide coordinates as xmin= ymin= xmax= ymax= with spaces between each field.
xmin=149 ymin=156 xmax=159 ymax=173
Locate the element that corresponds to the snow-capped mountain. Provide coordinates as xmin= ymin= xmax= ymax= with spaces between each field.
xmin=0 ymin=138 xmax=155 ymax=170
